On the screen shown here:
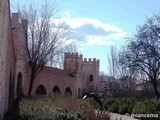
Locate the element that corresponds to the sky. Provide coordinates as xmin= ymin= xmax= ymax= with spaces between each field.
xmin=10 ymin=0 xmax=160 ymax=74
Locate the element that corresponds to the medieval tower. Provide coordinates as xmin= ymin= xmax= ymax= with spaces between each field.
xmin=64 ymin=53 xmax=100 ymax=95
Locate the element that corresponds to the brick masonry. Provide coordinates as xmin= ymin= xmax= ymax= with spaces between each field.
xmin=0 ymin=0 xmax=16 ymax=119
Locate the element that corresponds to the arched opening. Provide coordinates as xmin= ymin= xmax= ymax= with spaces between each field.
xmin=64 ymin=87 xmax=72 ymax=96
xmin=90 ymin=74 xmax=93 ymax=82
xmin=16 ymin=72 xmax=22 ymax=97
xmin=35 ymin=85 xmax=47 ymax=95
xmin=52 ymin=86 xmax=61 ymax=94
xmin=78 ymin=88 xmax=81 ymax=98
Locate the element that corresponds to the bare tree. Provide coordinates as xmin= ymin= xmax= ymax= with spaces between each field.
xmin=108 ymin=46 xmax=117 ymax=77
xmin=107 ymin=46 xmax=119 ymax=93
xmin=118 ymin=14 xmax=160 ymax=99
xmin=18 ymin=1 xmax=74 ymax=95
xmin=49 ymin=43 xmax=78 ymax=69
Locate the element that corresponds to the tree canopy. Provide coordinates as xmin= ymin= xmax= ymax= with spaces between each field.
xmin=118 ymin=14 xmax=160 ymax=99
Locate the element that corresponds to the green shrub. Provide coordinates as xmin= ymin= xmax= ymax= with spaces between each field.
xmin=19 ymin=94 xmax=111 ymax=120
xmin=144 ymin=100 xmax=157 ymax=113
xmin=156 ymin=101 xmax=160 ymax=111
xmin=19 ymin=98 xmax=55 ymax=119
xmin=79 ymin=99 xmax=96 ymax=119
xmin=117 ymin=98 xmax=134 ymax=114
xmin=104 ymin=98 xmax=132 ymax=114
xmin=102 ymin=99 xmax=114 ymax=110
xmin=102 ymin=98 xmax=160 ymax=116
xmin=132 ymin=102 xmax=149 ymax=114
xmin=108 ymin=102 xmax=119 ymax=113
xmin=79 ymin=100 xmax=110 ymax=120
xmin=118 ymin=104 xmax=130 ymax=114
xmin=83 ymin=98 xmax=100 ymax=109
xmin=54 ymin=108 xmax=81 ymax=120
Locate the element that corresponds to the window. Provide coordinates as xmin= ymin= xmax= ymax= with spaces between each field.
xmin=90 ymin=74 xmax=93 ymax=82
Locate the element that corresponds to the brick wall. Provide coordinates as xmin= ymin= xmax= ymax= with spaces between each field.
xmin=0 ymin=0 xmax=16 ymax=119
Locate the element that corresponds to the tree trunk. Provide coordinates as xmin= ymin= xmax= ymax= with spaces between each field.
xmin=153 ymin=83 xmax=160 ymax=100
xmin=28 ymin=76 xmax=34 ymax=96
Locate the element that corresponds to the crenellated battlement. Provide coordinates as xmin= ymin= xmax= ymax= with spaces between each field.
xmin=64 ymin=52 xmax=100 ymax=63
xmin=64 ymin=52 xmax=83 ymax=60
xmin=83 ymin=58 xmax=100 ymax=64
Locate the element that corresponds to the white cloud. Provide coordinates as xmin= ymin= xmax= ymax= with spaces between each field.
xmin=62 ymin=11 xmax=71 ymax=18
xmin=85 ymin=35 xmax=114 ymax=45
xmin=53 ymin=11 xmax=127 ymax=48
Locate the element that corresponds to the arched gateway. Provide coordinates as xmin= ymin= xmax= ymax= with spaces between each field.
xmin=16 ymin=72 xmax=22 ymax=97
xmin=64 ymin=87 xmax=72 ymax=96
xmin=35 ymin=85 xmax=47 ymax=95
xmin=52 ymin=86 xmax=61 ymax=94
